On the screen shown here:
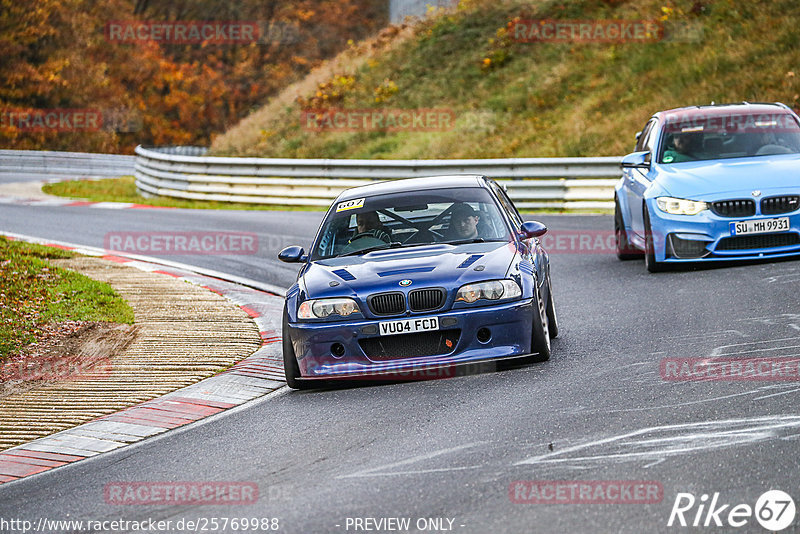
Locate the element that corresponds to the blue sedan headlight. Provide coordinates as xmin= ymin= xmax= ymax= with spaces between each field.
xmin=656 ymin=197 xmax=709 ymax=215
xmin=455 ymin=279 xmax=521 ymax=304
xmin=298 ymin=298 xmax=360 ymax=319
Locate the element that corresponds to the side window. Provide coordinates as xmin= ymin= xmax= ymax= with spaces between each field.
xmin=642 ymin=120 xmax=660 ymax=163
xmin=643 ymin=120 xmax=659 ymax=153
xmin=635 ymin=119 xmax=655 ymax=152
xmin=491 ymin=182 xmax=523 ymax=229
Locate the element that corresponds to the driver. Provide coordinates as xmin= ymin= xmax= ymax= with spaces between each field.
xmin=350 ymin=211 xmax=391 ymax=244
xmin=447 ymin=203 xmax=481 ymax=240
xmin=662 ymin=132 xmax=704 ymax=163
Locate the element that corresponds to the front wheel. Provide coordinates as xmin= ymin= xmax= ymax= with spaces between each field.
xmin=615 ymin=199 xmax=642 ymax=260
xmin=282 ymin=306 xmax=308 ymax=390
xmin=545 ymin=275 xmax=559 ymax=339
xmin=643 ymin=208 xmax=666 ymax=273
xmin=530 ymin=280 xmax=551 ymax=362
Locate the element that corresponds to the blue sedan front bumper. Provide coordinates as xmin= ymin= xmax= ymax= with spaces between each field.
xmin=287 ymin=298 xmax=534 ymax=379
xmin=649 ymin=206 xmax=800 ymax=263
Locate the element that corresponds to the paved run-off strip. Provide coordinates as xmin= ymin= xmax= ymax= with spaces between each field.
xmin=0 ymin=236 xmax=287 ymax=485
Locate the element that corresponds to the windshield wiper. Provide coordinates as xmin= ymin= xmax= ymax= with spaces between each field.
xmin=339 ymin=241 xmax=445 ymax=257
xmin=442 ymin=238 xmax=487 ymax=245
xmin=339 ymin=242 xmax=404 ymax=257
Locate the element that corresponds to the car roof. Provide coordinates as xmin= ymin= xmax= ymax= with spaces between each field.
xmin=335 ymin=175 xmax=487 ymax=202
xmin=655 ymin=102 xmax=794 ymax=123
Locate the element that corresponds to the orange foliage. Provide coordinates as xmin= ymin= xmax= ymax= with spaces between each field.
xmin=0 ymin=0 xmax=387 ymax=153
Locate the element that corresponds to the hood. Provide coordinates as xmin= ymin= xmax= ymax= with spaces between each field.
xmin=655 ymin=154 xmax=800 ymax=200
xmin=302 ymin=241 xmax=516 ymax=299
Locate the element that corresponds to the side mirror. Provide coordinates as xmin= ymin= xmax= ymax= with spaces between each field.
xmin=278 ymin=246 xmax=307 ymax=263
xmin=520 ymin=221 xmax=547 ymax=239
xmin=621 ymin=151 xmax=651 ymax=169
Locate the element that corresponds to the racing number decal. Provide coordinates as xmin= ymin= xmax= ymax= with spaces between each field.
xmin=336 ymin=198 xmax=365 ymax=212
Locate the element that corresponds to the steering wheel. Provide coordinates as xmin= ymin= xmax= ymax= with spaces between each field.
xmin=755 ymin=144 xmax=793 ymax=156
xmin=341 ymin=233 xmax=390 ymax=255
xmin=350 ymin=232 xmax=382 ymax=242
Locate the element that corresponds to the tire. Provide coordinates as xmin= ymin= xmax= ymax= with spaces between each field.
xmin=530 ymin=280 xmax=551 ymax=362
xmin=282 ymin=306 xmax=307 ymax=390
xmin=643 ymin=208 xmax=666 ymax=273
xmin=615 ymin=199 xmax=642 ymax=260
xmin=545 ymin=274 xmax=559 ymax=339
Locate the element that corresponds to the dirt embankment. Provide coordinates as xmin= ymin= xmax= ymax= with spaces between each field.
xmin=1 ymin=321 xmax=138 ymax=399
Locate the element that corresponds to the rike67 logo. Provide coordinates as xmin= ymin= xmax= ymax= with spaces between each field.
xmin=668 ymin=490 xmax=796 ymax=531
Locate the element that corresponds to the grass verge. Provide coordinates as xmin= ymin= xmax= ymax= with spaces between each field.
xmin=42 ymin=177 xmax=326 ymax=211
xmin=0 ymin=237 xmax=135 ymax=360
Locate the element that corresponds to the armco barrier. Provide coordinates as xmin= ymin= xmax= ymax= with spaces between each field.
xmin=135 ymin=146 xmax=621 ymax=210
xmin=0 ymin=149 xmax=135 ymax=178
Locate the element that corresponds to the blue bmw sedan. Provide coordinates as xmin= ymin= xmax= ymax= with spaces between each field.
xmin=615 ymin=102 xmax=800 ymax=272
xmin=277 ymin=175 xmax=558 ymax=389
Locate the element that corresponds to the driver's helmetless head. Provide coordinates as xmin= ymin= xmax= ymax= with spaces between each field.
xmin=673 ymin=132 xmax=702 ymax=153
xmin=356 ymin=211 xmax=381 ymax=233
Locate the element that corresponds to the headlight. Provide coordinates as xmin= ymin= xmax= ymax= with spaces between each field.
xmin=456 ymin=279 xmax=521 ymax=304
xmin=656 ymin=197 xmax=708 ymax=215
xmin=298 ymin=298 xmax=360 ymax=319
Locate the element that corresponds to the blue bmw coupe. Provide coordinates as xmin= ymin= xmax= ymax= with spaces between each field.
xmin=278 ymin=175 xmax=558 ymax=389
xmin=615 ymin=102 xmax=800 ymax=272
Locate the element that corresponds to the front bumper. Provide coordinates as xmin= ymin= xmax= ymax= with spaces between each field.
xmin=286 ymin=298 xmax=534 ymax=379
xmin=648 ymin=206 xmax=800 ymax=263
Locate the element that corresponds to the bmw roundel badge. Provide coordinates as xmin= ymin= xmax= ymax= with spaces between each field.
xmin=399 ymin=279 xmax=412 ymax=287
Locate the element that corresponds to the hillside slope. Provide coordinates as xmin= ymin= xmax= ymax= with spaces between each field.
xmin=211 ymin=0 xmax=800 ymax=159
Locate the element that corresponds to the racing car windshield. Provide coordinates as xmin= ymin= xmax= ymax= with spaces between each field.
xmin=311 ymin=188 xmax=512 ymax=260
xmin=658 ymin=112 xmax=800 ymax=163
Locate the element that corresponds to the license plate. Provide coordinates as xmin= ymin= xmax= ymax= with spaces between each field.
xmin=730 ymin=217 xmax=790 ymax=236
xmin=379 ymin=317 xmax=439 ymax=336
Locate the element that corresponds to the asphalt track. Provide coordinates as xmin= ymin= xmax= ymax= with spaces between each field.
xmin=1 ymin=200 xmax=800 ymax=533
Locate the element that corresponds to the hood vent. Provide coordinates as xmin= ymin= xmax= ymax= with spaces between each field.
xmin=457 ymin=254 xmax=483 ymax=269
xmin=332 ymin=268 xmax=356 ymax=281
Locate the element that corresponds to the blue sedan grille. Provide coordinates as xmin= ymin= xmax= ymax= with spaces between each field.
xmin=408 ymin=288 xmax=446 ymax=312
xmin=368 ymin=292 xmax=406 ymax=315
xmin=368 ymin=288 xmax=446 ymax=316
xmin=711 ymin=199 xmax=755 ymax=217
xmin=761 ymin=195 xmax=800 ymax=215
